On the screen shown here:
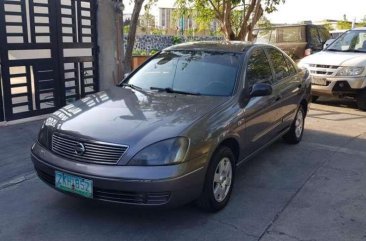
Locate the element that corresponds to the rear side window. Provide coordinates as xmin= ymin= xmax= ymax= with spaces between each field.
xmin=318 ymin=27 xmax=330 ymax=43
xmin=277 ymin=27 xmax=305 ymax=42
xmin=309 ymin=27 xmax=321 ymax=46
xmin=246 ymin=48 xmax=273 ymax=86
xmin=266 ymin=47 xmax=291 ymax=82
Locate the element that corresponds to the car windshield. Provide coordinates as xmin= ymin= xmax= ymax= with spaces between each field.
xmin=326 ymin=30 xmax=366 ymax=53
xmin=124 ymin=50 xmax=242 ymax=96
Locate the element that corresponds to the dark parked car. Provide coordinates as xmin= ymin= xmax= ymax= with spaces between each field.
xmin=32 ymin=42 xmax=311 ymax=211
xmin=255 ymin=24 xmax=330 ymax=60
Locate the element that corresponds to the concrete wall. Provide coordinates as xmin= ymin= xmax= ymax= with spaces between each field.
xmin=124 ymin=35 xmax=224 ymax=53
xmin=97 ymin=0 xmax=118 ymax=91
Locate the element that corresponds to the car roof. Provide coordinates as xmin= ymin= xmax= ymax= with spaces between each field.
xmin=164 ymin=41 xmax=255 ymax=53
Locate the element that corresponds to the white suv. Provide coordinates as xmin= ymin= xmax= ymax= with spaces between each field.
xmin=299 ymin=27 xmax=366 ymax=110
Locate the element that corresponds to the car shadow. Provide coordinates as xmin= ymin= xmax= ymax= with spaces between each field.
xmin=314 ymin=96 xmax=359 ymax=110
xmin=39 ymin=125 xmax=366 ymax=240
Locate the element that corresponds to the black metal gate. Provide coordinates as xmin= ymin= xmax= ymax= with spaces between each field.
xmin=0 ymin=66 xmax=4 ymax=122
xmin=0 ymin=0 xmax=98 ymax=121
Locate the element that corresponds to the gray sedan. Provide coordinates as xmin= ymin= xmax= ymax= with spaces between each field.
xmin=31 ymin=42 xmax=311 ymax=211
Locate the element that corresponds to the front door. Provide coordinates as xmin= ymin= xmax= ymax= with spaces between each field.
xmin=240 ymin=47 xmax=280 ymax=157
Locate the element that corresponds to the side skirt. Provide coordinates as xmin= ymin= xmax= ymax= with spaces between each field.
xmin=236 ymin=127 xmax=291 ymax=167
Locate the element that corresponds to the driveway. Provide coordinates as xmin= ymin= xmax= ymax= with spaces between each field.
xmin=0 ymin=101 xmax=366 ymax=241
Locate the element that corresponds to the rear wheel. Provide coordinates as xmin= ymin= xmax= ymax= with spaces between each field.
xmin=283 ymin=106 xmax=305 ymax=144
xmin=196 ymin=146 xmax=235 ymax=212
xmin=356 ymin=90 xmax=366 ymax=111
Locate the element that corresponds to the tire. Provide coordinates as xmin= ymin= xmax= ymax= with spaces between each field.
xmin=283 ymin=106 xmax=305 ymax=144
xmin=196 ymin=146 xmax=236 ymax=212
xmin=311 ymin=95 xmax=319 ymax=103
xmin=356 ymin=90 xmax=366 ymax=111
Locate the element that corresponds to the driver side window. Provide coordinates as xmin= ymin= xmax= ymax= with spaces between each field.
xmin=245 ymin=48 xmax=273 ymax=87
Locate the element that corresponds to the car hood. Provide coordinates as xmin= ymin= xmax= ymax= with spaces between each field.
xmin=299 ymin=51 xmax=366 ymax=67
xmin=47 ymin=87 xmax=229 ymax=146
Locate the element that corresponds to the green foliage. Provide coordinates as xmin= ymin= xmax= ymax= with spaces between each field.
xmin=174 ymin=0 xmax=284 ymax=40
xmin=132 ymin=48 xmax=160 ymax=56
xmin=172 ymin=35 xmax=184 ymax=45
xmin=123 ymin=25 xmax=130 ymax=34
xmin=151 ymin=28 xmax=165 ymax=35
xmin=323 ymin=22 xmax=334 ymax=31
xmin=149 ymin=49 xmax=159 ymax=55
xmin=256 ymin=16 xmax=272 ymax=29
xmin=132 ymin=49 xmax=149 ymax=56
xmin=337 ymin=21 xmax=352 ymax=30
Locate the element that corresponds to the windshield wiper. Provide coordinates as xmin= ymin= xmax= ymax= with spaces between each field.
xmin=346 ymin=49 xmax=366 ymax=53
xmin=326 ymin=49 xmax=343 ymax=52
xmin=121 ymin=83 xmax=143 ymax=91
xmin=150 ymin=87 xmax=201 ymax=96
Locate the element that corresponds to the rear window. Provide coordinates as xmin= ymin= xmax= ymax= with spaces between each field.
xmin=277 ymin=27 xmax=305 ymax=42
xmin=256 ymin=26 xmax=306 ymax=43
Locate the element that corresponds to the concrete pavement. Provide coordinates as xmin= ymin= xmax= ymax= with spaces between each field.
xmin=0 ymin=101 xmax=365 ymax=241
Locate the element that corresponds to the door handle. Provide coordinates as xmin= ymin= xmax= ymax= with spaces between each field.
xmin=275 ymin=95 xmax=282 ymax=102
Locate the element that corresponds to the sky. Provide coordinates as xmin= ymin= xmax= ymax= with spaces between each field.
xmin=124 ymin=0 xmax=366 ymax=23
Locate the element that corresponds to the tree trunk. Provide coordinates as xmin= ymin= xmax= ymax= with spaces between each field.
xmin=123 ymin=0 xmax=144 ymax=74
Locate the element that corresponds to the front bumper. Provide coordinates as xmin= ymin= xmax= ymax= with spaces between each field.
xmin=31 ymin=142 xmax=207 ymax=207
xmin=311 ymin=77 xmax=366 ymax=97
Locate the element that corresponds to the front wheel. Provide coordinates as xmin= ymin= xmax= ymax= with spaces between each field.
xmin=196 ymin=146 xmax=236 ymax=212
xmin=356 ymin=90 xmax=366 ymax=111
xmin=283 ymin=106 xmax=305 ymax=144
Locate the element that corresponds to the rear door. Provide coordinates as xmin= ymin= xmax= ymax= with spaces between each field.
xmin=266 ymin=47 xmax=301 ymax=131
xmin=240 ymin=47 xmax=279 ymax=156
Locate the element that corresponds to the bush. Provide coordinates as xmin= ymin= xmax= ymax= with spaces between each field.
xmin=172 ymin=36 xmax=184 ymax=45
xmin=132 ymin=49 xmax=148 ymax=56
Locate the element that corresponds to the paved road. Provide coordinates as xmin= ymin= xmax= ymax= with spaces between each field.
xmin=0 ymin=101 xmax=366 ymax=241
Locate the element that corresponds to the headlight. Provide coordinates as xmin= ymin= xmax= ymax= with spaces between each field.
xmin=38 ymin=121 xmax=49 ymax=148
xmin=128 ymin=137 xmax=189 ymax=166
xmin=336 ymin=67 xmax=365 ymax=76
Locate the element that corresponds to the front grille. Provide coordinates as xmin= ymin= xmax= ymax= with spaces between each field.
xmin=35 ymin=168 xmax=170 ymax=205
xmin=51 ymin=133 xmax=128 ymax=165
xmin=309 ymin=64 xmax=340 ymax=76
xmin=94 ymin=188 xmax=171 ymax=205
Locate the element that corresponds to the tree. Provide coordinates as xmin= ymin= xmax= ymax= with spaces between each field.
xmin=337 ymin=20 xmax=352 ymax=30
xmin=139 ymin=10 xmax=155 ymax=34
xmin=175 ymin=0 xmax=284 ymax=41
xmin=123 ymin=0 xmax=145 ymax=74
xmin=323 ymin=21 xmax=334 ymax=32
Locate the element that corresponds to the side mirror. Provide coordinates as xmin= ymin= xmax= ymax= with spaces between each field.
xmin=250 ymin=83 xmax=272 ymax=97
xmin=323 ymin=39 xmax=335 ymax=49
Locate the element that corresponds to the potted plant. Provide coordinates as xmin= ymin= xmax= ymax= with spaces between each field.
xmin=131 ymin=49 xmax=159 ymax=69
